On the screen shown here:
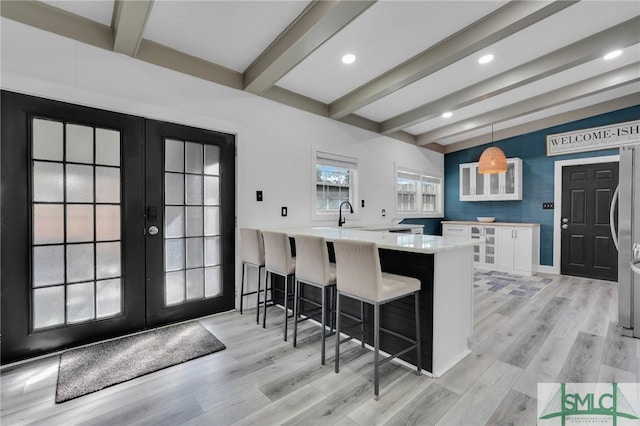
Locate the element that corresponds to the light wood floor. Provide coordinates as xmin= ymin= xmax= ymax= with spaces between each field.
xmin=2 ymin=273 xmax=639 ymax=426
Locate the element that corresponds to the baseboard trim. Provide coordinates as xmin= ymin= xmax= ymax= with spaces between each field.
xmin=537 ymin=265 xmax=557 ymax=275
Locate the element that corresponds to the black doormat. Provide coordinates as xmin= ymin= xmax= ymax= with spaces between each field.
xmin=55 ymin=321 xmax=225 ymax=403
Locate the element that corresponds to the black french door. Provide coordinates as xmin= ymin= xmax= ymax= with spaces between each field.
xmin=1 ymin=91 xmax=235 ymax=363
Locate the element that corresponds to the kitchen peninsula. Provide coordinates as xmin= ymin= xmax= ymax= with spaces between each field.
xmin=270 ymin=227 xmax=480 ymax=377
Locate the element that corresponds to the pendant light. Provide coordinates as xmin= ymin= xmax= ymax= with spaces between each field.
xmin=478 ymin=124 xmax=507 ymax=174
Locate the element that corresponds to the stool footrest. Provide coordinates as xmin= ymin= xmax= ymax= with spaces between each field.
xmin=379 ymin=326 xmax=417 ymax=344
xmin=379 ymin=343 xmax=417 ymax=366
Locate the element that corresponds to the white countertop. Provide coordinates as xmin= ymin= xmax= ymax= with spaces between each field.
xmin=268 ymin=227 xmax=480 ymax=254
xmin=442 ymin=221 xmax=540 ymax=227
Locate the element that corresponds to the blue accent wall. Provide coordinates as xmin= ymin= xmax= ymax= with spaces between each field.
xmin=444 ymin=105 xmax=640 ymax=266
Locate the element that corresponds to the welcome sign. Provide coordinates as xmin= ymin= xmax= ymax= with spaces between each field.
xmin=546 ymin=119 xmax=640 ymax=156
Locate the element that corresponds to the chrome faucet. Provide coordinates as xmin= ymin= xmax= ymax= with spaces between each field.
xmin=338 ymin=201 xmax=354 ymax=227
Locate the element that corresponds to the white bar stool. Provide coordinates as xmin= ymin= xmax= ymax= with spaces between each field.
xmin=292 ymin=234 xmax=336 ymax=365
xmin=262 ymin=230 xmax=296 ymax=341
xmin=333 ymin=239 xmax=422 ymax=399
xmin=239 ymin=228 xmax=265 ymax=323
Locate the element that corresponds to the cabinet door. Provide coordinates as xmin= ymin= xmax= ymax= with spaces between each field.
xmin=488 ymin=173 xmax=500 ymax=196
xmin=474 ymin=165 xmax=485 ymax=197
xmin=503 ymin=162 xmax=516 ymax=196
xmin=483 ymin=226 xmax=497 ymax=266
xmin=497 ymin=227 xmax=515 ymax=270
xmin=442 ymin=224 xmax=469 ymax=237
xmin=513 ymin=227 xmax=533 ymax=273
xmin=460 ymin=165 xmax=472 ymax=198
xmin=470 ymin=225 xmax=483 ymax=263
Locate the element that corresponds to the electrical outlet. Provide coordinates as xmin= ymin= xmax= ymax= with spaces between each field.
xmin=542 ymin=202 xmax=554 ymax=210
xmin=256 ymin=190 xmax=263 ymax=202
xmin=281 ymin=206 xmax=287 ymax=217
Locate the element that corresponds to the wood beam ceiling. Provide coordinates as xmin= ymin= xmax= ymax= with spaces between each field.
xmin=243 ymin=0 xmax=375 ymax=95
xmin=112 ymin=0 xmax=154 ymax=57
xmin=327 ymin=0 xmax=578 ymax=120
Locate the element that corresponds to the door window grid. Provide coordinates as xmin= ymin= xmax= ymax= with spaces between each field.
xmin=30 ymin=118 xmax=123 ymax=331
xmin=164 ymin=139 xmax=222 ymax=306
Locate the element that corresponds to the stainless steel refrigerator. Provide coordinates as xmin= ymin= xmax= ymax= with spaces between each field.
xmin=611 ymin=144 xmax=640 ymax=338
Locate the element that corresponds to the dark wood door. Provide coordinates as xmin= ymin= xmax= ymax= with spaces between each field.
xmin=144 ymin=120 xmax=235 ymax=327
xmin=561 ymin=162 xmax=619 ymax=281
xmin=0 ymin=92 xmax=236 ymax=364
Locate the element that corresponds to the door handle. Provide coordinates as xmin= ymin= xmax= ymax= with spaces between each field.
xmin=562 ymin=218 xmax=568 ymax=223
xmin=610 ymin=185 xmax=619 ymax=252
xmin=148 ymin=226 xmax=159 ymax=236
xmin=562 ymin=224 xmax=569 ymax=230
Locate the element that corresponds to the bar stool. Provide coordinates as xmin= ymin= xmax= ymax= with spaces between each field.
xmin=333 ymin=239 xmax=422 ymax=399
xmin=292 ymin=234 xmax=336 ymax=365
xmin=262 ymin=230 xmax=296 ymax=341
xmin=239 ymin=228 xmax=265 ymax=323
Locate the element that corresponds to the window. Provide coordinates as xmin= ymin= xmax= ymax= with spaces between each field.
xmin=314 ymin=151 xmax=357 ymax=215
xmin=396 ymin=167 xmax=442 ymax=216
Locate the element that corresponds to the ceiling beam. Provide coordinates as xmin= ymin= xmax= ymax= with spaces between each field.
xmin=243 ymin=0 xmax=376 ymax=95
xmin=442 ymin=93 xmax=640 ymax=154
xmin=111 ymin=0 xmax=154 ymax=57
xmin=0 ymin=0 xmax=113 ymax=51
xmin=328 ymin=0 xmax=578 ymax=119
xmin=415 ymin=63 xmax=640 ymax=145
xmin=381 ymin=16 xmax=640 ymax=134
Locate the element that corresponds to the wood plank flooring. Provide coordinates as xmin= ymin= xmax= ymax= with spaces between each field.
xmin=2 ymin=273 xmax=638 ymax=426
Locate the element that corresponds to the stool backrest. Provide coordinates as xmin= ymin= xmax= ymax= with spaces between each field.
xmin=240 ymin=228 xmax=265 ymax=266
xmin=333 ymin=239 xmax=383 ymax=301
xmin=294 ymin=234 xmax=331 ymax=285
xmin=262 ymin=231 xmax=295 ymax=275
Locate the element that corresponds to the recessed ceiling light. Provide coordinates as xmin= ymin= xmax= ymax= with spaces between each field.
xmin=604 ymin=50 xmax=622 ymax=60
xmin=478 ymin=54 xmax=494 ymax=64
xmin=342 ymin=54 xmax=356 ymax=64
xmin=442 ymin=112 xmax=453 ymax=118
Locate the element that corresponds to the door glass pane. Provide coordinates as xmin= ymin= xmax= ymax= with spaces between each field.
xmin=186 ymin=268 xmax=205 ymax=300
xmin=96 ymin=279 xmax=121 ymax=318
xmin=204 ymin=145 xmax=220 ymax=175
xmin=33 ymin=162 xmax=63 ymax=202
xmin=33 ymin=204 xmax=64 ymax=244
xmin=505 ymin=163 xmax=515 ymax=194
xmin=66 ymin=124 xmax=93 ymax=164
xmin=205 ymin=266 xmax=221 ymax=297
xmin=165 ymin=173 xmax=184 ymax=205
xmin=95 ymin=128 xmax=120 ymax=166
xmin=165 ymin=238 xmax=185 ymax=271
xmin=462 ymin=167 xmax=470 ymax=196
xmin=32 ymin=118 xmax=63 ymax=161
xmin=475 ymin=168 xmax=484 ymax=195
xmin=33 ymin=286 xmax=65 ymax=329
xmin=95 ymin=167 xmax=120 ymax=203
xmin=66 ymin=205 xmax=94 ymax=243
xmin=165 ymin=271 xmax=185 ymax=305
xmin=67 ymin=282 xmax=95 ymax=323
xmin=186 ymin=175 xmax=203 ymax=205
xmin=33 ymin=245 xmax=65 ymax=287
xmin=490 ymin=173 xmax=500 ymax=194
xmin=67 ymin=244 xmax=94 ymax=283
xmin=186 ymin=237 xmax=204 ymax=268
xmin=96 ymin=242 xmax=121 ymax=279
xmin=185 ymin=142 xmax=203 ymax=173
xmin=30 ymin=119 xmax=123 ymax=330
xmin=163 ymin=139 xmax=221 ymax=306
xmin=204 ymin=176 xmax=219 ymax=205
xmin=165 ymin=139 xmax=184 ymax=172
xmin=66 ymin=164 xmax=94 ymax=203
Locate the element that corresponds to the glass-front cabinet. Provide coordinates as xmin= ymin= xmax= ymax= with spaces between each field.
xmin=459 ymin=158 xmax=522 ymax=201
xmin=470 ymin=225 xmax=497 ymax=267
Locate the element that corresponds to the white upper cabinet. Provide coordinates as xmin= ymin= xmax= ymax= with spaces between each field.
xmin=459 ymin=158 xmax=522 ymax=201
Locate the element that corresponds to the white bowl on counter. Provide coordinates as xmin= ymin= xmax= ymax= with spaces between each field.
xmin=477 ymin=217 xmax=495 ymax=223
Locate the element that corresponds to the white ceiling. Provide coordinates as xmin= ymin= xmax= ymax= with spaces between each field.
xmin=8 ymin=0 xmax=640 ymax=152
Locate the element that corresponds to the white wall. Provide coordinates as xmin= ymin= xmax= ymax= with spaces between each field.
xmin=1 ymin=18 xmax=443 ymax=307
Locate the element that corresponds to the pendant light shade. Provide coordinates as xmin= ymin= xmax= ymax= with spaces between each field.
xmin=478 ymin=147 xmax=507 ymax=174
xmin=478 ymin=124 xmax=507 ymax=174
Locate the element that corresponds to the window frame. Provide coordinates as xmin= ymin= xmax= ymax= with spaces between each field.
xmin=395 ymin=165 xmax=443 ymax=218
xmin=311 ymin=150 xmax=359 ymax=221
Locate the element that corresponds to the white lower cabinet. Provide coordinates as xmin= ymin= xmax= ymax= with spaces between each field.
xmin=442 ymin=221 xmax=540 ymax=275
xmin=497 ymin=227 xmax=538 ymax=275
